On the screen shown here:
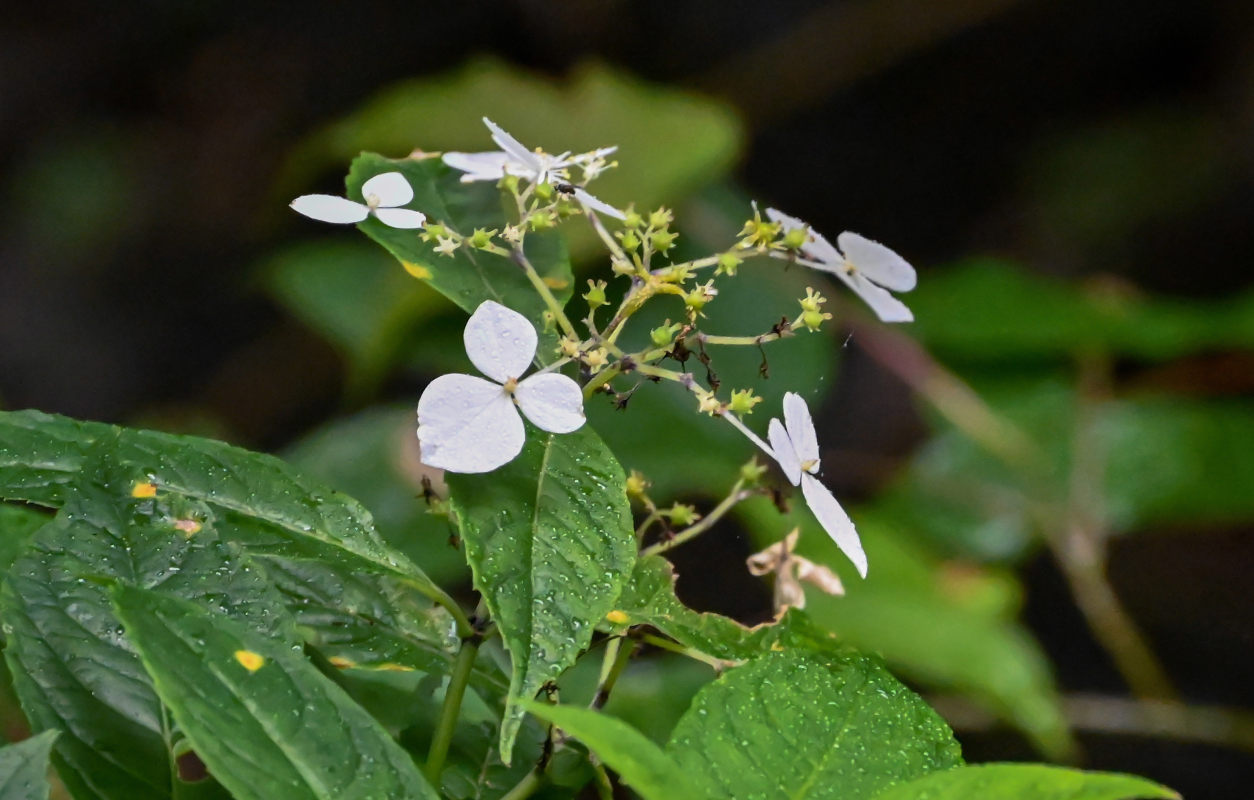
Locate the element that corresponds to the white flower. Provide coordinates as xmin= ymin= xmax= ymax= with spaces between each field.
xmin=417 ymin=300 xmax=585 ymax=474
xmin=443 ymin=118 xmax=625 ymax=220
xmin=765 ymin=208 xmax=916 ymax=323
xmin=727 ymin=392 xmax=867 ymax=577
xmin=291 ymin=172 xmax=427 ymax=229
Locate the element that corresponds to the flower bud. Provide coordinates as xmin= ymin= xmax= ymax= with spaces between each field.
xmin=651 ymin=230 xmax=678 ymax=252
xmin=583 ymin=279 xmax=608 ymax=309
xmin=739 ymin=457 xmax=769 ymax=484
xmin=648 ymin=208 xmax=673 ymax=229
xmin=469 ymin=228 xmax=497 ymax=249
xmin=557 ymin=335 xmax=581 ymax=358
xmin=528 ymin=210 xmax=555 ymax=230
xmin=684 ymin=280 xmax=718 ymax=311
xmin=623 ymin=209 xmax=644 ymax=229
xmin=535 ymin=182 xmax=555 ymax=201
xmin=716 ymin=252 xmax=743 ymax=276
xmin=583 ymin=346 xmax=609 ymax=373
xmin=611 ymin=257 xmax=635 ymax=277
xmin=421 ymin=222 xmax=447 ymax=242
xmin=618 ymin=230 xmax=641 ymax=251
xmin=625 ymin=470 xmax=651 ymax=498
xmin=782 ymin=226 xmax=810 ymax=250
xmin=665 ymin=503 xmax=699 ymax=527
xmin=501 ymin=174 xmax=521 ymax=193
xmin=649 ymin=321 xmax=683 ymax=348
xmin=696 ymin=393 xmax=723 ymax=416
xmin=728 ymin=389 xmax=762 ymax=415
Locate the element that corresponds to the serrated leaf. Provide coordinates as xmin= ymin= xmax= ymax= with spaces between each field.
xmin=522 ymin=701 xmax=716 ymax=800
xmin=446 ymin=425 xmax=635 ymax=762
xmin=666 ymin=650 xmax=963 ymax=800
xmin=111 ymin=585 xmax=439 ymax=800
xmin=347 ymin=153 xmax=572 ymax=358
xmin=0 ymin=730 xmax=58 ymax=800
xmin=0 ymin=410 xmax=468 ymax=677
xmin=871 ymin=764 xmax=1178 ymax=800
xmin=612 ymin=554 xmax=840 ymax=661
xmin=1 ymin=455 xmax=294 ymax=800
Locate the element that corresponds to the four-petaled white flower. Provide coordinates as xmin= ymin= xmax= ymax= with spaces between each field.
xmin=730 ymin=392 xmax=867 ymax=577
xmin=417 ymin=300 xmax=585 ymax=474
xmin=443 ymin=118 xmax=626 ymax=220
xmin=766 ymin=208 xmax=916 ymax=323
xmin=291 ymin=172 xmax=427 ymax=229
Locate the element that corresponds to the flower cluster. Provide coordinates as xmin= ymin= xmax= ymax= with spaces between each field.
xmin=289 ymin=116 xmax=928 ymax=582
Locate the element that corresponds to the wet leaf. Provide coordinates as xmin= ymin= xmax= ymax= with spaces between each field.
xmin=0 ymin=730 xmax=59 ymax=800
xmin=112 ymin=585 xmax=439 ymax=800
xmin=522 ymin=701 xmax=716 ymax=800
xmin=666 ymin=650 xmax=963 ymax=800
xmin=871 ymin=764 xmax=1178 ymax=800
xmin=445 ymin=424 xmax=635 ymax=762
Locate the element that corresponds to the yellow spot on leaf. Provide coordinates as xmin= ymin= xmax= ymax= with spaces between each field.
xmin=770 ymin=641 xmax=785 ymax=651
xmin=328 ymin=656 xmax=356 ymax=669
xmin=234 ymin=650 xmax=265 ymax=672
xmin=173 ymin=519 xmax=202 ymax=536
xmin=375 ymin=662 xmax=415 ymax=672
xmin=131 ymin=482 xmax=157 ymax=499
xmin=402 ymin=261 xmax=433 ymax=280
xmin=543 ymin=276 xmax=569 ymax=290
xmin=605 ymin=610 xmax=629 ymax=625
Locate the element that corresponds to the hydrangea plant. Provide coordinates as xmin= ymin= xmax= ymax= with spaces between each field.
xmin=0 ymin=118 xmax=1178 ymax=800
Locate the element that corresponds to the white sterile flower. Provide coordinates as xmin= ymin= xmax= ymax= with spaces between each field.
xmin=765 ymin=208 xmax=916 ymax=323
xmin=443 ymin=118 xmax=626 ymax=220
xmin=417 ymin=300 xmax=585 ymax=474
xmin=727 ymin=392 xmax=867 ymax=577
xmin=290 ymin=172 xmax=427 ymax=229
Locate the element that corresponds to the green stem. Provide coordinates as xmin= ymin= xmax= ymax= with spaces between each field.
xmin=590 ymin=637 xmax=636 ymax=710
xmin=499 ymin=770 xmax=545 ymax=800
xmin=591 ymin=760 xmax=615 ymax=799
xmin=510 ymin=246 xmax=578 ymax=338
xmin=642 ymin=481 xmax=750 ymax=556
xmin=582 ymin=364 xmax=622 ymax=399
xmin=424 ymin=637 xmax=481 ymax=784
xmin=637 ymin=632 xmax=727 ymax=669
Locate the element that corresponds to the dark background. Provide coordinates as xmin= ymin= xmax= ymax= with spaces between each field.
xmin=3 ymin=1 xmax=1253 ymax=796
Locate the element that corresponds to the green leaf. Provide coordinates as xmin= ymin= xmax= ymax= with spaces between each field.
xmin=737 ymin=499 xmax=1072 ymax=760
xmin=871 ymin=764 xmax=1178 ymax=800
xmin=347 ymin=152 xmax=572 ymax=354
xmin=0 ymin=730 xmax=59 ymax=800
xmin=0 ymin=410 xmax=439 ymax=593
xmin=1 ymin=456 xmax=295 ymax=800
xmin=445 ymin=425 xmax=635 ymax=762
xmin=0 ymin=504 xmax=48 ymax=575
xmin=0 ymin=410 xmax=468 ymax=675
xmin=282 ymin=406 xmax=470 ymax=587
xmin=908 ymin=259 xmax=1254 ymax=363
xmin=666 ymin=650 xmax=963 ymax=800
xmin=282 ymin=58 xmax=743 ymax=259
xmin=111 ymin=584 xmax=439 ymax=800
xmin=612 ymin=554 xmax=840 ymax=660
xmin=521 ymin=701 xmax=716 ymax=800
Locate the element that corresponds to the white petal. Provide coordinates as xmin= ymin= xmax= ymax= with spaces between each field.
xmin=801 ymin=473 xmax=867 ymax=578
xmin=290 ymin=194 xmax=368 ymax=224
xmin=361 ymin=172 xmax=414 ymax=207
xmin=572 ymin=187 xmax=626 ymax=220
xmin=782 ymin=392 xmax=820 ymax=470
xmin=837 ymin=231 xmax=916 ymax=291
xmin=443 ymin=151 xmax=510 ymax=181
xmin=373 ymin=207 xmax=427 ymax=229
xmin=463 ymin=300 xmax=538 ymax=383
xmin=482 ymin=118 xmax=540 ymax=171
xmin=515 ymin=373 xmax=585 ymax=433
xmin=840 ymin=270 xmax=914 ymax=323
xmin=766 ymin=207 xmax=842 ymax=265
xmin=768 ymin=418 xmax=802 ymax=486
xmin=417 ymin=374 xmax=525 ymax=473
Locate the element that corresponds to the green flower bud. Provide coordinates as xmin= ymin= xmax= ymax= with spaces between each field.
xmin=648 ymin=208 xmax=673 ymax=229
xmin=623 ymin=209 xmax=644 ymax=229
xmin=739 ymin=457 xmax=769 ymax=484
xmin=652 ymin=230 xmax=678 ymax=252
xmin=583 ymin=279 xmax=608 ymax=309
xmin=783 ymin=227 xmax=810 ymax=250
xmin=468 ymin=228 xmax=497 ymax=248
xmin=421 ymin=222 xmax=447 ymax=242
xmin=529 ymin=210 xmax=555 ymax=230
xmin=535 ymin=182 xmax=555 ymax=201
xmin=728 ymin=388 xmax=762 ymax=415
xmin=801 ymin=309 xmax=831 ymax=331
xmin=501 ymin=174 xmax=521 ymax=193
xmin=611 ymin=257 xmax=635 ymax=276
xmin=665 ymin=503 xmax=699 ymax=527
xmin=649 ymin=321 xmax=682 ymax=348
xmin=619 ymin=230 xmax=641 ymax=251
xmin=716 ymin=252 xmax=743 ymax=276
